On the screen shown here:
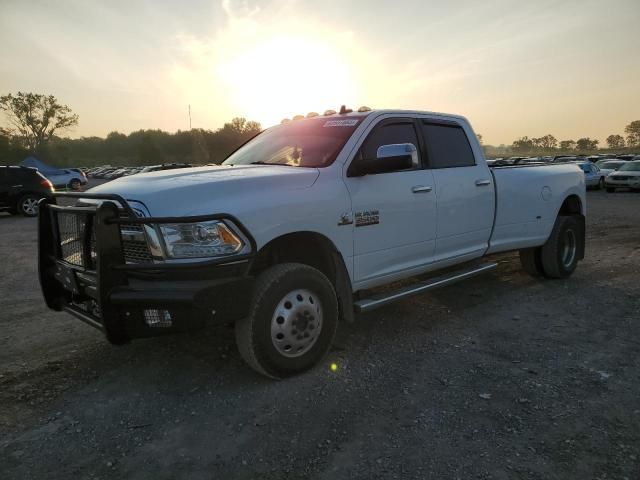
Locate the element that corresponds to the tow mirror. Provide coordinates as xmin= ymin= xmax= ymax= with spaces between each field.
xmin=350 ymin=143 xmax=418 ymax=176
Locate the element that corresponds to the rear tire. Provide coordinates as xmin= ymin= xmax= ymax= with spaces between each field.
xmin=18 ymin=194 xmax=41 ymax=217
xmin=540 ymin=216 xmax=581 ymax=279
xmin=598 ymin=177 xmax=604 ymax=190
xmin=519 ymin=248 xmax=544 ymax=276
xmin=235 ymin=263 xmax=339 ymax=379
xmin=606 ymin=187 xmax=615 ymax=193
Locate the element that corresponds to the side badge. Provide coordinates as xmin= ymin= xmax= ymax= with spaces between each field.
xmin=338 ymin=212 xmax=353 ymax=226
xmin=355 ymin=210 xmax=379 ymax=227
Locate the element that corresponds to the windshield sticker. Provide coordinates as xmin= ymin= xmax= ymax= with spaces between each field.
xmin=323 ymin=119 xmax=359 ymax=127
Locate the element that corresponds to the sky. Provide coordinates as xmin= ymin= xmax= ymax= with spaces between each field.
xmin=0 ymin=0 xmax=638 ymax=145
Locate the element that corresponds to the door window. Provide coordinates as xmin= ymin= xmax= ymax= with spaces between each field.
xmin=422 ymin=123 xmax=476 ymax=168
xmin=352 ymin=121 xmax=421 ymax=174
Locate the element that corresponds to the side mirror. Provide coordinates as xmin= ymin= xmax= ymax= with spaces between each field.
xmin=350 ymin=143 xmax=418 ymax=176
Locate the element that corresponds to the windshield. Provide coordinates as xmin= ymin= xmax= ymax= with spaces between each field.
xmin=222 ymin=117 xmax=363 ymax=168
xmin=618 ymin=162 xmax=640 ymax=172
xmin=597 ymin=161 xmax=623 ymax=170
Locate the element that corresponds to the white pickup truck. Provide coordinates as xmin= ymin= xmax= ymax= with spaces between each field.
xmin=38 ymin=108 xmax=586 ymax=378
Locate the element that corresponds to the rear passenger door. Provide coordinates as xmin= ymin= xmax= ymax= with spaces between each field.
xmin=421 ymin=120 xmax=495 ymax=261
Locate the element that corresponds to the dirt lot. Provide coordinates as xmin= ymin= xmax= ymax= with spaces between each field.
xmin=1 ymin=189 xmax=639 ymax=479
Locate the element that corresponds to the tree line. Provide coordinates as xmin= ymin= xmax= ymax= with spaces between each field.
xmin=502 ymin=121 xmax=640 ymax=155
xmin=0 ymin=92 xmax=261 ymax=167
xmin=1 ymin=92 xmax=639 ymax=167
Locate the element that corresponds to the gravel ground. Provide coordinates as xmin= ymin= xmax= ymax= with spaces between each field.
xmin=1 ymin=189 xmax=639 ymax=479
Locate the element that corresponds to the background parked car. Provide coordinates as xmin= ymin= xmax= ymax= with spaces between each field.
xmin=595 ymin=159 xmax=627 ymax=176
xmin=19 ymin=157 xmax=87 ymax=189
xmin=605 ymin=160 xmax=640 ymax=192
xmin=0 ymin=166 xmax=55 ymax=216
xmin=577 ymin=161 xmax=606 ymax=189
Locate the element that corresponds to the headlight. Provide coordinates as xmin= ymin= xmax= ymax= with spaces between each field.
xmin=159 ymin=220 xmax=245 ymax=258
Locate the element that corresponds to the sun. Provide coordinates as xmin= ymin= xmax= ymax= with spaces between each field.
xmin=218 ymin=35 xmax=357 ymax=127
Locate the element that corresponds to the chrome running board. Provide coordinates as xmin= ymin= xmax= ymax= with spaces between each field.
xmin=354 ymin=262 xmax=498 ymax=313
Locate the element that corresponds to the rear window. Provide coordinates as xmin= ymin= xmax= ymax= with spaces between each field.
xmin=422 ymin=123 xmax=476 ymax=168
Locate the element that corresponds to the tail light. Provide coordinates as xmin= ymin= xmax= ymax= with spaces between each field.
xmin=41 ymin=178 xmax=55 ymax=191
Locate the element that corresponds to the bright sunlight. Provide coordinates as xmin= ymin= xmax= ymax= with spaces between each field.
xmin=218 ymin=35 xmax=357 ymax=126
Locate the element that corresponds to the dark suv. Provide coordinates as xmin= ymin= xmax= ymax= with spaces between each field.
xmin=0 ymin=166 xmax=55 ymax=217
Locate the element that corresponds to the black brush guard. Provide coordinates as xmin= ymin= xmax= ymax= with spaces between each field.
xmin=38 ymin=192 xmax=255 ymax=344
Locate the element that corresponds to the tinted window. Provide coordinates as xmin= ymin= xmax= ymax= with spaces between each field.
xmin=422 ymin=123 xmax=475 ymax=168
xmin=360 ymin=122 xmax=420 ymax=162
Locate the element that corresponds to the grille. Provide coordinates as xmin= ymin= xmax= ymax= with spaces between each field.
xmin=56 ymin=211 xmax=153 ymax=268
xmin=120 ymin=222 xmax=154 ymax=263
xmin=57 ymin=211 xmax=91 ymax=266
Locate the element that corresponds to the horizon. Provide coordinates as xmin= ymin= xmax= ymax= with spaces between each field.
xmin=1 ymin=0 xmax=639 ymax=145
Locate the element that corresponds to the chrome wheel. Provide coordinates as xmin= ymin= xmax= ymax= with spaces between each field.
xmin=21 ymin=197 xmax=39 ymax=216
xmin=270 ymin=288 xmax=322 ymax=358
xmin=561 ymin=229 xmax=577 ymax=268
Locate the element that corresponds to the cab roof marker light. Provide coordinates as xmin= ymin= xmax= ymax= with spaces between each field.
xmin=324 ymin=109 xmax=337 ymax=116
xmin=358 ymin=106 xmax=372 ymax=112
xmin=292 ymin=115 xmax=305 ymax=121
xmin=306 ymin=112 xmax=319 ymax=118
xmin=281 ymin=118 xmax=291 ymax=124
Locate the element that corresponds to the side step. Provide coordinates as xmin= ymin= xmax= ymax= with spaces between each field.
xmin=354 ymin=262 xmax=498 ymax=313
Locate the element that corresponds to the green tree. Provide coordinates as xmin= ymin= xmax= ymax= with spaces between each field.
xmin=0 ymin=92 xmax=79 ymax=153
xmin=606 ymin=134 xmax=625 ymax=149
xmin=559 ymin=140 xmax=576 ymax=151
xmin=575 ymin=137 xmax=599 ymax=151
xmin=512 ymin=136 xmax=534 ymax=152
xmin=624 ymin=120 xmax=640 ymax=148
xmin=538 ymin=134 xmax=557 ymax=149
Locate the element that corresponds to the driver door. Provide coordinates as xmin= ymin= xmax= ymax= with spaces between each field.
xmin=343 ymin=118 xmax=437 ymax=288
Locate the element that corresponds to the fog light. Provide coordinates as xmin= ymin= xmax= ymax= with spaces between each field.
xmin=144 ymin=309 xmax=172 ymax=328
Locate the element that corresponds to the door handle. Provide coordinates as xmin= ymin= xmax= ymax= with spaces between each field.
xmin=412 ymin=185 xmax=433 ymax=193
xmin=475 ymin=179 xmax=491 ymax=186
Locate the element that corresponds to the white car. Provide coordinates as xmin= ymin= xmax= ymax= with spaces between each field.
xmin=577 ymin=162 xmax=606 ymax=189
xmin=605 ymin=160 xmax=640 ymax=192
xmin=38 ymin=108 xmax=586 ymax=378
xmin=595 ymin=159 xmax=627 ymax=176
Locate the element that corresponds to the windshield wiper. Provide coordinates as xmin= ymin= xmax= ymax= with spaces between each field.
xmin=249 ymin=161 xmax=295 ymax=166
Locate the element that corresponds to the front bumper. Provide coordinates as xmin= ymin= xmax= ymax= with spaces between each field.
xmin=38 ymin=193 xmax=256 ymax=344
xmin=605 ymin=178 xmax=640 ymax=188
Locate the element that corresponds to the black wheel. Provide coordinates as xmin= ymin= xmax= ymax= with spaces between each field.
xmin=69 ymin=179 xmax=81 ymax=191
xmin=540 ymin=216 xmax=581 ymax=279
xmin=598 ymin=177 xmax=604 ymax=190
xmin=606 ymin=187 xmax=615 ymax=193
xmin=17 ymin=194 xmax=41 ymax=217
xmin=235 ymin=263 xmax=338 ymax=379
xmin=519 ymin=248 xmax=544 ymax=276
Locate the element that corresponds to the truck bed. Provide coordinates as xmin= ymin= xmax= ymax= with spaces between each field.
xmin=486 ymin=162 xmax=585 ymax=254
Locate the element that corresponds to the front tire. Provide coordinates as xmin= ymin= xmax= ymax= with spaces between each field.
xmin=598 ymin=177 xmax=605 ymax=190
xmin=540 ymin=216 xmax=581 ymax=279
xmin=235 ymin=263 xmax=339 ymax=379
xmin=18 ymin=194 xmax=41 ymax=217
xmin=69 ymin=179 xmax=81 ymax=191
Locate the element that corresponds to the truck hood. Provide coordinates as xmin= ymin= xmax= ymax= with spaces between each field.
xmin=88 ymin=164 xmax=320 ymax=216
